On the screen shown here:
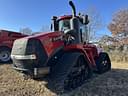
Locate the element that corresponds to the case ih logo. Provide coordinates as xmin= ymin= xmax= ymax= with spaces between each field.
xmin=43 ymin=36 xmax=63 ymax=45
xmin=52 ymin=36 xmax=63 ymax=42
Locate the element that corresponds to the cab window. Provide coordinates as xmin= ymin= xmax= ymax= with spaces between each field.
xmin=59 ymin=19 xmax=70 ymax=31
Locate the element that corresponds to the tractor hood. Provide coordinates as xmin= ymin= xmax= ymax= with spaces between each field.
xmin=11 ymin=31 xmax=64 ymax=71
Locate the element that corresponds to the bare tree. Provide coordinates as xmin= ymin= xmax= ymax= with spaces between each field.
xmin=99 ymin=35 xmax=119 ymax=45
xmin=40 ymin=25 xmax=50 ymax=32
xmin=85 ymin=7 xmax=104 ymax=40
xmin=108 ymin=9 xmax=128 ymax=45
xmin=108 ymin=9 xmax=128 ymax=37
xmin=20 ymin=27 xmax=32 ymax=35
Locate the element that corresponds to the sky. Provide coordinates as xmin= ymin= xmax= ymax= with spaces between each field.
xmin=0 ymin=0 xmax=128 ymax=36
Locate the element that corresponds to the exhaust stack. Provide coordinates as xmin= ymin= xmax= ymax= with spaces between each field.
xmin=69 ymin=1 xmax=76 ymax=17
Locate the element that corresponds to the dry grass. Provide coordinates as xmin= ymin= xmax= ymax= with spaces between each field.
xmin=0 ymin=64 xmax=56 ymax=96
xmin=0 ymin=61 xmax=128 ymax=96
xmin=109 ymin=51 xmax=128 ymax=62
xmin=112 ymin=62 xmax=128 ymax=69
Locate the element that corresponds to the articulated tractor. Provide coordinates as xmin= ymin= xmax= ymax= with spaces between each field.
xmin=11 ymin=1 xmax=111 ymax=93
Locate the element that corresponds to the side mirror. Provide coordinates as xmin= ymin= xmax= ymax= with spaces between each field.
xmin=83 ymin=15 xmax=89 ymax=25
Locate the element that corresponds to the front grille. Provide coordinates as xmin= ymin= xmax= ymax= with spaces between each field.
xmin=11 ymin=38 xmax=48 ymax=71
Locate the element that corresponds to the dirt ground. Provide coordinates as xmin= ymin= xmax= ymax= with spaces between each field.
xmin=0 ymin=62 xmax=128 ymax=96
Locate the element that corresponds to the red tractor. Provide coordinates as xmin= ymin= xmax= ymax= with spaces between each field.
xmin=11 ymin=1 xmax=111 ymax=93
xmin=0 ymin=30 xmax=27 ymax=62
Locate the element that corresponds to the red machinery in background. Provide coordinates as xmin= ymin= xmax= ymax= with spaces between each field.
xmin=0 ymin=30 xmax=27 ymax=62
xmin=11 ymin=1 xmax=111 ymax=93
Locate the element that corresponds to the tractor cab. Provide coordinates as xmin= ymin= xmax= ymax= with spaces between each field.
xmin=51 ymin=1 xmax=89 ymax=44
xmin=58 ymin=16 xmax=72 ymax=32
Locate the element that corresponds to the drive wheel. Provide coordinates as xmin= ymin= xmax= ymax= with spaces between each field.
xmin=49 ymin=52 xmax=92 ymax=94
xmin=96 ymin=52 xmax=111 ymax=74
xmin=0 ymin=47 xmax=11 ymax=63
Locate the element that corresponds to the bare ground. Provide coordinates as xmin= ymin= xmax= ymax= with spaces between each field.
xmin=0 ymin=62 xmax=128 ymax=96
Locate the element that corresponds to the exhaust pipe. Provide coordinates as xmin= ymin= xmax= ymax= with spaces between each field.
xmin=69 ymin=1 xmax=76 ymax=17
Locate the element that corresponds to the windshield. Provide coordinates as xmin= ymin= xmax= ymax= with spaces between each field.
xmin=59 ymin=19 xmax=70 ymax=31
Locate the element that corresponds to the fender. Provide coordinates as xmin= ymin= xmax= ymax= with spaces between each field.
xmin=0 ymin=43 xmax=12 ymax=49
xmin=0 ymin=45 xmax=11 ymax=50
xmin=64 ymin=44 xmax=96 ymax=69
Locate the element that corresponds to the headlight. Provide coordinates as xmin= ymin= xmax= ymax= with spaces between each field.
xmin=11 ymin=54 xmax=36 ymax=60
